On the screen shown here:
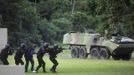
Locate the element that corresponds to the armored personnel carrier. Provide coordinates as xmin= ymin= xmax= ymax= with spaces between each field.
xmin=63 ymin=32 xmax=134 ymax=60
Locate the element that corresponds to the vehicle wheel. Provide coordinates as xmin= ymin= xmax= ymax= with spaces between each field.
xmin=79 ymin=48 xmax=88 ymax=59
xmin=71 ymin=47 xmax=79 ymax=58
xmin=90 ymin=48 xmax=100 ymax=59
xmin=112 ymin=55 xmax=120 ymax=60
xmin=99 ymin=48 xmax=110 ymax=59
xmin=121 ymin=54 xmax=131 ymax=60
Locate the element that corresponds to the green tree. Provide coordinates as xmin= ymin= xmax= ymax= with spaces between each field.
xmin=71 ymin=12 xmax=97 ymax=32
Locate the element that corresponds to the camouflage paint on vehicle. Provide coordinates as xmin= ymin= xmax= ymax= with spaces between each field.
xmin=63 ymin=32 xmax=134 ymax=60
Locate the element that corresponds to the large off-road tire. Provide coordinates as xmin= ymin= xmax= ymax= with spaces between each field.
xmin=79 ymin=48 xmax=88 ymax=59
xmin=99 ymin=48 xmax=110 ymax=59
xmin=112 ymin=55 xmax=120 ymax=60
xmin=71 ymin=47 xmax=79 ymax=58
xmin=90 ymin=48 xmax=100 ymax=59
xmin=121 ymin=54 xmax=131 ymax=60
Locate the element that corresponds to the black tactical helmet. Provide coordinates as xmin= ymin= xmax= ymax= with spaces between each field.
xmin=43 ymin=42 xmax=49 ymax=48
xmin=20 ymin=43 xmax=26 ymax=48
xmin=5 ymin=44 xmax=10 ymax=48
xmin=53 ymin=44 xmax=58 ymax=49
xmin=32 ymin=44 xmax=36 ymax=48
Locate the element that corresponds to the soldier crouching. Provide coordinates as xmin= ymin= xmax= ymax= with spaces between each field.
xmin=0 ymin=44 xmax=13 ymax=65
xmin=35 ymin=43 xmax=49 ymax=73
xmin=47 ymin=44 xmax=63 ymax=73
xmin=25 ymin=44 xmax=36 ymax=72
xmin=14 ymin=43 xmax=27 ymax=65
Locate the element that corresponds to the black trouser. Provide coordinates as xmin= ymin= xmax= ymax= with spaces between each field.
xmin=49 ymin=57 xmax=58 ymax=71
xmin=1 ymin=58 xmax=9 ymax=65
xmin=25 ymin=56 xmax=34 ymax=72
xmin=36 ymin=56 xmax=46 ymax=72
xmin=14 ymin=57 xmax=24 ymax=65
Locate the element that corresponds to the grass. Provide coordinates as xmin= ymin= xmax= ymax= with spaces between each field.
xmin=8 ymin=50 xmax=134 ymax=75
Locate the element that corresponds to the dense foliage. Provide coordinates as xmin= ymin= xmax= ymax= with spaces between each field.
xmin=0 ymin=0 xmax=134 ymax=46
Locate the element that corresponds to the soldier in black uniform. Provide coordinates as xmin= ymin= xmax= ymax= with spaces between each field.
xmin=25 ymin=44 xmax=36 ymax=72
xmin=47 ymin=44 xmax=63 ymax=73
xmin=0 ymin=44 xmax=13 ymax=65
xmin=14 ymin=43 xmax=27 ymax=65
xmin=35 ymin=43 xmax=49 ymax=73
